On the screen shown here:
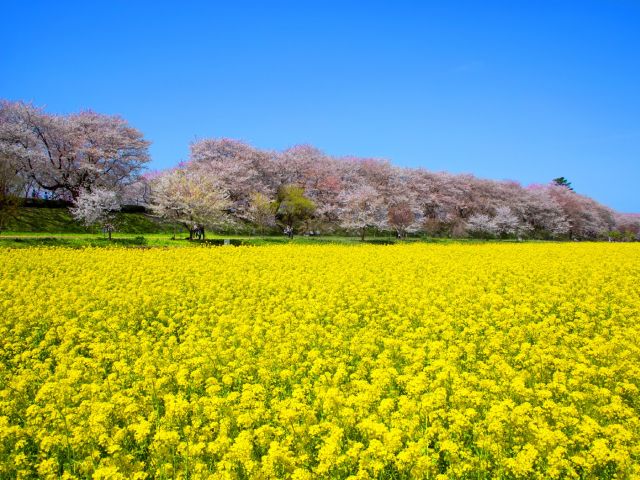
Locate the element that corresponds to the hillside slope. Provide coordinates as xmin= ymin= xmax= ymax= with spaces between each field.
xmin=3 ymin=207 xmax=176 ymax=234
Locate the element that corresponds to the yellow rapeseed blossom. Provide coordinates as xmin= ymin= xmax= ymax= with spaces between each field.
xmin=0 ymin=243 xmax=639 ymax=479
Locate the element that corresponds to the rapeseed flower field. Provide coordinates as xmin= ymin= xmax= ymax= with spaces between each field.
xmin=0 ymin=243 xmax=639 ymax=479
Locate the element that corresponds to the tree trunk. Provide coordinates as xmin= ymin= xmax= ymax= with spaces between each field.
xmin=108 ymin=230 xmax=112 ymax=241
xmin=181 ymin=222 xmax=192 ymax=240
xmin=361 ymin=228 xmax=365 ymax=241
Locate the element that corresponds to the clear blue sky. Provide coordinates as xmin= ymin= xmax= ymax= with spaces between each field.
xmin=1 ymin=1 xmax=639 ymax=212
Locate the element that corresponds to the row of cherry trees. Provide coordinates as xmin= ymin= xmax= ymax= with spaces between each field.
xmin=148 ymin=138 xmax=631 ymax=240
xmin=1 ymin=100 xmax=637 ymax=240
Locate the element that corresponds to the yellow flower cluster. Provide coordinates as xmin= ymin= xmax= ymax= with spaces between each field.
xmin=1 ymin=243 xmax=639 ymax=479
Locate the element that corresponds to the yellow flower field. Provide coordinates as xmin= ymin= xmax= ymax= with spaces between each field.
xmin=1 ymin=243 xmax=639 ymax=479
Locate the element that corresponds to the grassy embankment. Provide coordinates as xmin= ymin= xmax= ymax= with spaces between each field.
xmin=0 ymin=206 xmax=182 ymax=247
xmin=0 ymin=205 xmax=520 ymax=248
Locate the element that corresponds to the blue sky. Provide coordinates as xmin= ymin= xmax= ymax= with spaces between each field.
xmin=1 ymin=1 xmax=639 ymax=212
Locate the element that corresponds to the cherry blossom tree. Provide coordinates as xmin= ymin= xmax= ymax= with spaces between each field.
xmin=121 ymin=176 xmax=153 ymax=206
xmin=190 ymin=138 xmax=276 ymax=220
xmin=548 ymin=185 xmax=615 ymax=239
xmin=408 ymin=170 xmax=470 ymax=237
xmin=150 ymin=168 xmax=230 ymax=240
xmin=492 ymin=206 xmax=524 ymax=238
xmin=522 ymin=186 xmax=570 ymax=238
xmin=276 ymin=145 xmax=345 ymax=230
xmin=388 ymin=200 xmax=420 ymax=239
xmin=276 ymin=144 xmax=326 ymax=188
xmin=351 ymin=158 xmax=398 ymax=202
xmin=466 ymin=213 xmax=496 ymax=238
xmin=70 ymin=188 xmax=121 ymax=240
xmin=338 ymin=185 xmax=387 ymax=240
xmin=613 ymin=213 xmax=640 ymax=241
xmin=0 ymin=100 xmax=150 ymax=200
